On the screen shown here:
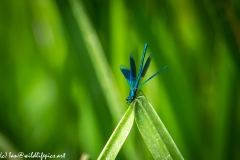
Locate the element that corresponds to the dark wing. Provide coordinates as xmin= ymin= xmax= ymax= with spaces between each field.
xmin=130 ymin=52 xmax=136 ymax=78
xmin=141 ymin=53 xmax=152 ymax=77
xmin=120 ymin=65 xmax=132 ymax=87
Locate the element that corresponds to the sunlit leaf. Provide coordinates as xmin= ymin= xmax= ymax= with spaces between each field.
xmin=97 ymin=105 xmax=134 ymax=160
xmin=134 ymin=96 xmax=184 ymax=160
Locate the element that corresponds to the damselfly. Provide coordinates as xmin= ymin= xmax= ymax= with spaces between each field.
xmin=120 ymin=43 xmax=167 ymax=103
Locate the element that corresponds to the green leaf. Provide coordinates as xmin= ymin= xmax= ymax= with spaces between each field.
xmin=134 ymin=96 xmax=184 ymax=160
xmin=97 ymin=104 xmax=135 ymax=160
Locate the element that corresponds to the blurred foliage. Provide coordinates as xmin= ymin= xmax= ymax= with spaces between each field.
xmin=0 ymin=0 xmax=240 ymax=159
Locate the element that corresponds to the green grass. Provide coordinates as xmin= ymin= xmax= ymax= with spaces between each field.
xmin=98 ymin=96 xmax=183 ymax=160
xmin=0 ymin=0 xmax=239 ymax=159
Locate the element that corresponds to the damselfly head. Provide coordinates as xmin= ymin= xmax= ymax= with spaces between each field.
xmin=126 ymin=96 xmax=134 ymax=103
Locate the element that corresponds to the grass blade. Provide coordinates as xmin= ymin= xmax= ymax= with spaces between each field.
xmin=70 ymin=0 xmax=125 ymax=120
xmin=97 ymin=105 xmax=134 ymax=160
xmin=134 ymin=96 xmax=184 ymax=160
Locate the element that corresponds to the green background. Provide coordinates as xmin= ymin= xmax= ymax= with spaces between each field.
xmin=0 ymin=0 xmax=239 ymax=159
